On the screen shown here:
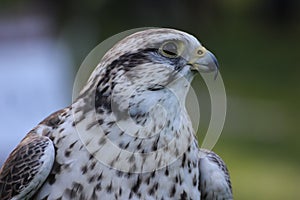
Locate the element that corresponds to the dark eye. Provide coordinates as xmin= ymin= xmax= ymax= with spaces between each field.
xmin=160 ymin=42 xmax=179 ymax=58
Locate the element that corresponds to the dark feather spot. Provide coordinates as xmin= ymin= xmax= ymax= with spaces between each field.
xmin=180 ymin=191 xmax=188 ymax=200
xmin=106 ymin=181 xmax=112 ymax=193
xmin=165 ymin=167 xmax=169 ymax=176
xmin=170 ymin=185 xmax=176 ymax=197
xmin=81 ymin=165 xmax=88 ymax=174
xmin=193 ymin=174 xmax=197 ymax=186
xmin=132 ymin=175 xmax=141 ymax=193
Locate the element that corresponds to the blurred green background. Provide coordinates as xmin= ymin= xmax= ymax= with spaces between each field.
xmin=0 ymin=0 xmax=299 ymax=199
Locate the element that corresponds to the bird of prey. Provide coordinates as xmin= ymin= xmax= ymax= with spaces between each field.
xmin=0 ymin=28 xmax=232 ymax=200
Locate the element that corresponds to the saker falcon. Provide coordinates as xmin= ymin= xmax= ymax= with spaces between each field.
xmin=0 ymin=28 xmax=232 ymax=199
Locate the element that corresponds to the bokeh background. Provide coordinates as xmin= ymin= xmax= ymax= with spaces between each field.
xmin=0 ymin=0 xmax=299 ymax=199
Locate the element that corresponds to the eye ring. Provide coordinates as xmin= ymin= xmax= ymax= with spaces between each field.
xmin=159 ymin=41 xmax=179 ymax=58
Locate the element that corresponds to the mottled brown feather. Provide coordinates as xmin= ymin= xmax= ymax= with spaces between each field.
xmin=0 ymin=134 xmax=54 ymax=200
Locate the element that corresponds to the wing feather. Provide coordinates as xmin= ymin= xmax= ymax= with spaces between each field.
xmin=199 ymin=149 xmax=233 ymax=200
xmin=0 ymin=133 xmax=55 ymax=200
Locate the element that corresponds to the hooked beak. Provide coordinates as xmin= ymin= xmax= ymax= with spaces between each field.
xmin=189 ymin=49 xmax=219 ymax=78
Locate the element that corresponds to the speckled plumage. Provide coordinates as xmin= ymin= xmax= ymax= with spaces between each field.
xmin=0 ymin=28 xmax=232 ymax=200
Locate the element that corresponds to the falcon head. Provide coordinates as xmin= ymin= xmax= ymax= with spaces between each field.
xmin=75 ymin=28 xmax=221 ymax=170
xmin=82 ymin=28 xmax=219 ymax=126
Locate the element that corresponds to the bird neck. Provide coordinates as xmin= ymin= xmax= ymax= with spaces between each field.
xmin=71 ymin=71 xmax=199 ymax=172
xmin=100 ymin=104 xmax=194 ymax=153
